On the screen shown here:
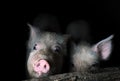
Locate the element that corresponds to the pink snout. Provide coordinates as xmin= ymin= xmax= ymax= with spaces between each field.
xmin=33 ymin=59 xmax=50 ymax=76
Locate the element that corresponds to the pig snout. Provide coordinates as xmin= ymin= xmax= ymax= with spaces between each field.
xmin=33 ymin=59 xmax=50 ymax=76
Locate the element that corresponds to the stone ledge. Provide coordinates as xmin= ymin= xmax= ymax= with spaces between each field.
xmin=22 ymin=67 xmax=120 ymax=81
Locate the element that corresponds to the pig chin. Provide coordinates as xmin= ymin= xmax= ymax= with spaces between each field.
xmin=32 ymin=70 xmax=50 ymax=78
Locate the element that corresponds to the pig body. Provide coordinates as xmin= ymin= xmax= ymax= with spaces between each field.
xmin=70 ymin=35 xmax=114 ymax=72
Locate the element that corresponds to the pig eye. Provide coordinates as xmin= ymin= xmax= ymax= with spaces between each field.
xmin=89 ymin=62 xmax=99 ymax=70
xmin=33 ymin=44 xmax=37 ymax=50
xmin=92 ymin=62 xmax=99 ymax=67
xmin=89 ymin=62 xmax=99 ymax=72
xmin=71 ymin=63 xmax=74 ymax=67
xmin=52 ymin=45 xmax=61 ymax=54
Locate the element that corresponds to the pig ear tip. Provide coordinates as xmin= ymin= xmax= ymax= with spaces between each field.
xmin=27 ymin=23 xmax=34 ymax=30
xmin=110 ymin=34 xmax=114 ymax=39
xmin=27 ymin=23 xmax=32 ymax=27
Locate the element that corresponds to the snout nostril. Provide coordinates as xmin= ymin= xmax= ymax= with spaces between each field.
xmin=36 ymin=63 xmax=40 ymax=67
xmin=44 ymin=65 xmax=46 ymax=68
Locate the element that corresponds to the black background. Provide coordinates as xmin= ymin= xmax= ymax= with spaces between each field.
xmin=2 ymin=1 xmax=120 ymax=81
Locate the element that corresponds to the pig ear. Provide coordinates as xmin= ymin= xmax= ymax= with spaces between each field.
xmin=27 ymin=23 xmax=40 ymax=38
xmin=92 ymin=35 xmax=114 ymax=60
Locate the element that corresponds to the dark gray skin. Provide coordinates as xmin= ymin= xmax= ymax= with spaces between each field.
xmin=70 ymin=35 xmax=114 ymax=72
xmin=26 ymin=24 xmax=70 ymax=78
